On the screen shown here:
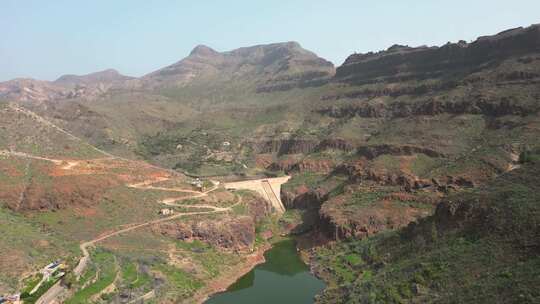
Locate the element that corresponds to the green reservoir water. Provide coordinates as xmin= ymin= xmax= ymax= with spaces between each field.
xmin=205 ymin=239 xmax=325 ymax=304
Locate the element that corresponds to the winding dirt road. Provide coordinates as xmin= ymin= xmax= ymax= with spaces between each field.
xmin=1 ymin=105 xmax=269 ymax=303
xmin=2 ymin=149 xmax=239 ymax=304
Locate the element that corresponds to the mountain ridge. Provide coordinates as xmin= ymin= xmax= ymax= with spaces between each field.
xmin=1 ymin=23 xmax=540 ymax=303
xmin=3 ymin=24 xmax=540 ymax=102
xmin=143 ymin=41 xmax=335 ymax=90
xmin=0 ymin=41 xmax=335 ymax=101
xmin=337 ymin=23 xmax=540 ymax=83
xmin=54 ymin=68 xmax=133 ymax=86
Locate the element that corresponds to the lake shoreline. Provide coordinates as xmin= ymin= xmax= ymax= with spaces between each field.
xmin=203 ymin=238 xmax=326 ymax=304
xmin=189 ymin=243 xmax=272 ymax=304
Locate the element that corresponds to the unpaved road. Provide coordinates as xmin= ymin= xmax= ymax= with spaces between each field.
xmin=3 ymin=150 xmax=236 ymax=303
xmin=36 ymin=175 xmax=234 ymax=304
xmin=2 ymin=105 xmax=278 ymax=303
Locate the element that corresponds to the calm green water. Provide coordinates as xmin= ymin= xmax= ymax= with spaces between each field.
xmin=205 ymin=239 xmax=325 ymax=304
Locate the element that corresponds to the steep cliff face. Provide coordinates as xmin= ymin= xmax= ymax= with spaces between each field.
xmin=251 ymin=138 xmax=355 ymax=156
xmin=317 ymin=95 xmax=538 ymax=118
xmin=356 ymin=144 xmax=444 ymax=159
xmin=281 ymin=186 xmax=328 ymax=210
xmin=336 ymin=24 xmax=540 ymax=84
xmin=268 ymin=158 xmax=336 ymax=174
xmin=252 ymin=138 xmax=319 ymax=155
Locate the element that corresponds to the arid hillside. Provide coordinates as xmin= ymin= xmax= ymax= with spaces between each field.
xmin=0 ymin=100 xmax=284 ymax=303
xmin=0 ymin=23 xmax=539 ymax=303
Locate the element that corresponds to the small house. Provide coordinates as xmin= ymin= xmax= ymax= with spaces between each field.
xmin=190 ymin=178 xmax=203 ymax=190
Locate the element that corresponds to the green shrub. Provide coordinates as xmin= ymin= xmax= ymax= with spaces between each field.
xmin=520 ymin=149 xmax=540 ymax=164
xmin=344 ymin=254 xmax=364 ymax=267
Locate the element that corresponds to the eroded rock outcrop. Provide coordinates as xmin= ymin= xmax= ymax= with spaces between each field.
xmin=319 ymin=199 xmax=431 ymax=240
xmin=281 ymin=186 xmax=328 ymax=210
xmin=356 ymin=144 xmax=444 ymax=159
xmin=252 ymin=139 xmax=319 ymax=155
xmin=317 ymin=97 xmax=537 ymax=119
xmin=251 ymin=138 xmax=355 ymax=156
xmin=153 ymin=216 xmax=256 ymax=252
xmin=333 ymin=161 xmax=475 ymax=192
xmin=268 ymin=158 xmax=336 ymax=174
xmin=335 ymin=24 xmax=540 ymax=84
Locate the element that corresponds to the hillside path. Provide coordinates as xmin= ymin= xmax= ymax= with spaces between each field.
xmin=2 ymin=105 xmax=276 ymax=303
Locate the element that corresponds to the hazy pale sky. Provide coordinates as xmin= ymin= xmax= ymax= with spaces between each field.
xmin=1 ymin=0 xmax=539 ymax=81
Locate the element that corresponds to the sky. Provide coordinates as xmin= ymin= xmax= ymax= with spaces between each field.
xmin=1 ymin=0 xmax=539 ymax=81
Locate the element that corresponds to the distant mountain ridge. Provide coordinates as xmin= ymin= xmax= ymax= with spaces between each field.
xmin=1 ymin=23 xmax=540 ymax=303
xmin=0 ymin=41 xmax=335 ymax=101
xmin=336 ymin=24 xmax=540 ymax=83
xmin=54 ymin=68 xmax=134 ymax=87
xmin=143 ymin=41 xmax=335 ymax=91
xmin=1 ymin=24 xmax=540 ymax=102
xmin=0 ymin=69 xmax=134 ymax=102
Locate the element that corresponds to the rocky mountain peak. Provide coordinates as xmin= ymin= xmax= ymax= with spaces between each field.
xmin=144 ymin=41 xmax=335 ymax=91
xmin=189 ymin=44 xmax=219 ymax=57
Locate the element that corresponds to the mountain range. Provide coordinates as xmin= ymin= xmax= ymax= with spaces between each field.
xmin=0 ymin=23 xmax=539 ymax=304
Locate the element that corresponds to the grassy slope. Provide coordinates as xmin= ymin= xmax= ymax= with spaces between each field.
xmin=65 ymin=250 xmax=118 ymax=304
xmin=0 ymin=207 xmax=78 ymax=293
xmin=1 ymin=38 xmax=540 ymax=304
xmin=313 ymin=160 xmax=540 ymax=304
xmin=0 ymin=103 xmax=104 ymax=159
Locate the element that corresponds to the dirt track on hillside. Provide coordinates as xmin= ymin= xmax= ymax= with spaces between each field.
xmin=3 ymin=149 xmax=242 ymax=304
xmin=2 ymin=105 xmax=275 ymax=303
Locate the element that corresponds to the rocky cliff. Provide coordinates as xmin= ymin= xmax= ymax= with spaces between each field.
xmin=336 ymin=24 xmax=540 ymax=84
xmin=251 ymin=138 xmax=355 ymax=156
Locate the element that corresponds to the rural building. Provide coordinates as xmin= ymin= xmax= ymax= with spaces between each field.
xmin=190 ymin=178 xmax=203 ymax=190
